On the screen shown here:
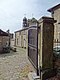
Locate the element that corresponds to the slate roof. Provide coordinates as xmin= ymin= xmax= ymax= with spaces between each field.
xmin=0 ymin=29 xmax=9 ymax=36
xmin=47 ymin=4 xmax=60 ymax=12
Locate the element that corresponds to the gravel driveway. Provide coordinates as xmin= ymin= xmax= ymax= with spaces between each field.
xmin=0 ymin=47 xmax=34 ymax=80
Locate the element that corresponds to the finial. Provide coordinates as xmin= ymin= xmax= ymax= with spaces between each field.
xmin=24 ymin=14 xmax=26 ymax=17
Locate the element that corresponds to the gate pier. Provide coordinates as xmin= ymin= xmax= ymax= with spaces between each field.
xmin=28 ymin=16 xmax=56 ymax=80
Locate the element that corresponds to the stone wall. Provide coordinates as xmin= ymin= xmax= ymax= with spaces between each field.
xmin=0 ymin=36 xmax=9 ymax=52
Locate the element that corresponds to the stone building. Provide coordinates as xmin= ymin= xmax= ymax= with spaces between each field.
xmin=48 ymin=4 xmax=60 ymax=44
xmin=0 ymin=29 xmax=9 ymax=52
xmin=15 ymin=28 xmax=28 ymax=48
xmin=15 ymin=17 xmax=38 ymax=49
xmin=15 ymin=17 xmax=28 ymax=48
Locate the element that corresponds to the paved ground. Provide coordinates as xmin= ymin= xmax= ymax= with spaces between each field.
xmin=0 ymin=47 xmax=35 ymax=80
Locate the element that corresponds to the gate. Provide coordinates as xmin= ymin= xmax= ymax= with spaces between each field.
xmin=28 ymin=26 xmax=39 ymax=75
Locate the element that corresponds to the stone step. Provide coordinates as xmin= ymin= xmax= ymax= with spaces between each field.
xmin=28 ymin=72 xmax=40 ymax=80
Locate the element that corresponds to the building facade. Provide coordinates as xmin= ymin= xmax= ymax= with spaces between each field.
xmin=15 ymin=28 xmax=28 ymax=48
xmin=48 ymin=4 xmax=60 ymax=44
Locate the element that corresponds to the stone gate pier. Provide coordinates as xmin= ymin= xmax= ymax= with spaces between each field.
xmin=28 ymin=16 xmax=56 ymax=80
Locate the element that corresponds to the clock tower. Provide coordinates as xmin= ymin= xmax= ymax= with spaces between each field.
xmin=23 ymin=17 xmax=28 ymax=28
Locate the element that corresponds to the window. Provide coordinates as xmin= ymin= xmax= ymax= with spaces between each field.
xmin=17 ymin=38 xmax=18 ymax=45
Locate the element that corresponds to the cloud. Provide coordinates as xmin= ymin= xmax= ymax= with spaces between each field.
xmin=0 ymin=0 xmax=60 ymax=32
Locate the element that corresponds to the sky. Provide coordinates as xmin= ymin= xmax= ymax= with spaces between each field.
xmin=0 ymin=0 xmax=60 ymax=33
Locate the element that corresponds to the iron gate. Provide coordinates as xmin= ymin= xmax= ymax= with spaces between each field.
xmin=28 ymin=26 xmax=39 ymax=75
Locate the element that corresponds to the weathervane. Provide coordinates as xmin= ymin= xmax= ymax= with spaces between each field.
xmin=32 ymin=13 xmax=34 ymax=18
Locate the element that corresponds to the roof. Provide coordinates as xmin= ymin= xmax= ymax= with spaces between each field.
xmin=15 ymin=27 xmax=28 ymax=33
xmin=0 ymin=29 xmax=9 ymax=36
xmin=28 ymin=17 xmax=38 ymax=23
xmin=47 ymin=4 xmax=60 ymax=12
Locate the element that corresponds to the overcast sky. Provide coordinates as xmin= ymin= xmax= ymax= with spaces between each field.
xmin=0 ymin=0 xmax=60 ymax=33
